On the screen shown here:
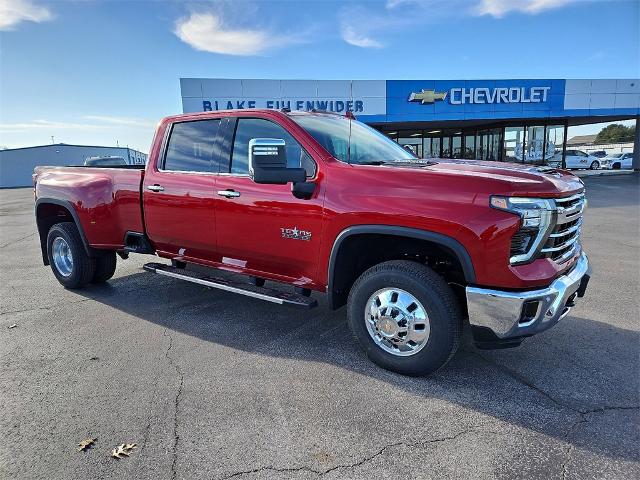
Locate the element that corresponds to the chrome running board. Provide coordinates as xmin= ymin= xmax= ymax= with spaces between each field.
xmin=143 ymin=262 xmax=317 ymax=309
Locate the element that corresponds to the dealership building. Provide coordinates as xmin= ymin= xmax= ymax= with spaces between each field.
xmin=180 ymin=78 xmax=639 ymax=166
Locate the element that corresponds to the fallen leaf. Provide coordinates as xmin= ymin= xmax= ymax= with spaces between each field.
xmin=8 ymin=324 xmax=17 ymax=329
xmin=111 ymin=443 xmax=137 ymax=459
xmin=77 ymin=438 xmax=96 ymax=452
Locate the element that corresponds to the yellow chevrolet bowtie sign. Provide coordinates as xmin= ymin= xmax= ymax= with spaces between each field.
xmin=408 ymin=89 xmax=448 ymax=104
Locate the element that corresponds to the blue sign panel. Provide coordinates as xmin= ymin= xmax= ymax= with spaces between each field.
xmin=378 ymin=79 xmax=566 ymax=123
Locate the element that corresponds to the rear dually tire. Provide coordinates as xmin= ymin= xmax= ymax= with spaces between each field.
xmin=47 ymin=222 xmax=95 ymax=289
xmin=91 ymin=251 xmax=117 ymax=284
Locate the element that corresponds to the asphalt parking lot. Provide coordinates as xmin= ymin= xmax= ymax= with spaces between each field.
xmin=1 ymin=174 xmax=639 ymax=479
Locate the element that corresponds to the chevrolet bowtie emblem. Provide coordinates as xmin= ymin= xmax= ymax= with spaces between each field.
xmin=408 ymin=89 xmax=448 ymax=104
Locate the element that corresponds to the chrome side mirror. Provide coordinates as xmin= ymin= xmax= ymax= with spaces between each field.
xmin=248 ymin=138 xmax=305 ymax=185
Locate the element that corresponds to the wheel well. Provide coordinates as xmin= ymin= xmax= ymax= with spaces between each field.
xmin=35 ymin=202 xmax=84 ymax=265
xmin=328 ymin=233 xmax=470 ymax=310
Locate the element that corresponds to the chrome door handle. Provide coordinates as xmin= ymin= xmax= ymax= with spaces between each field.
xmin=217 ymin=190 xmax=241 ymax=198
xmin=147 ymin=184 xmax=164 ymax=192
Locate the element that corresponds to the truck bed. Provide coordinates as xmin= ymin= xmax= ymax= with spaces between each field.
xmin=34 ymin=165 xmax=145 ymax=249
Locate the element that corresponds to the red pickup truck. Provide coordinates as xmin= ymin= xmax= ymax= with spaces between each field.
xmin=33 ymin=109 xmax=590 ymax=375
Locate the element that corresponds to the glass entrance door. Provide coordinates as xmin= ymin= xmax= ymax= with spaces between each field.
xmin=398 ymin=130 xmax=423 ymax=157
xmin=423 ymin=136 xmax=441 ymax=158
xmin=441 ymin=136 xmax=452 ymax=158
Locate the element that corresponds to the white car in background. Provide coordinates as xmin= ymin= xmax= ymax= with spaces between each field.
xmin=564 ymin=149 xmax=601 ymax=170
xmin=602 ymin=152 xmax=634 ymax=170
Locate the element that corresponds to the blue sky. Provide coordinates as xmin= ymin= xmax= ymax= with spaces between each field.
xmin=0 ymin=0 xmax=638 ymax=151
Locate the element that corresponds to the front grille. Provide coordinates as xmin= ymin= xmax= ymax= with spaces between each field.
xmin=541 ymin=192 xmax=586 ymax=263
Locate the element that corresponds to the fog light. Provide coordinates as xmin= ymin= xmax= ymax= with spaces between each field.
xmin=519 ymin=300 xmax=540 ymax=325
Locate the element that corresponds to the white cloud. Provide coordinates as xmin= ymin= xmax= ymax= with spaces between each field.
xmin=386 ymin=0 xmax=585 ymax=17
xmin=0 ymin=117 xmax=155 ymax=151
xmin=338 ymin=4 xmax=409 ymax=49
xmin=0 ymin=120 xmax=101 ymax=132
xmin=474 ymin=0 xmax=579 ymax=18
xmin=385 ymin=0 xmax=412 ymax=8
xmin=0 ymin=116 xmax=155 ymax=133
xmin=340 ymin=25 xmax=383 ymax=48
xmin=0 ymin=0 xmax=52 ymax=31
xmin=83 ymin=115 xmax=156 ymax=128
xmin=174 ymin=12 xmax=298 ymax=56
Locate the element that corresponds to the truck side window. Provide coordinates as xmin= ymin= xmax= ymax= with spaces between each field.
xmin=230 ymin=118 xmax=316 ymax=177
xmin=164 ymin=119 xmax=222 ymax=172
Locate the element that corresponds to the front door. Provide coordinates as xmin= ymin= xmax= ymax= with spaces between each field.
xmin=213 ymin=116 xmax=324 ymax=287
xmin=143 ymin=118 xmax=223 ymax=262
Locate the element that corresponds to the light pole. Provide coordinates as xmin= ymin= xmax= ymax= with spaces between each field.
xmin=633 ymin=116 xmax=639 ymax=172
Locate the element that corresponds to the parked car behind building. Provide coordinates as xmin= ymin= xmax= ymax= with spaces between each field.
xmin=564 ymin=149 xmax=601 ymax=170
xmin=602 ymin=152 xmax=634 ymax=170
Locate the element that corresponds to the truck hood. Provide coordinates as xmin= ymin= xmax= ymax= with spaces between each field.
xmin=393 ymin=159 xmax=585 ymax=197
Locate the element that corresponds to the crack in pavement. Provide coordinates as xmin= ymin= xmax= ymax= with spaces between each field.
xmin=0 ymin=297 xmax=95 ymax=316
xmin=467 ymin=350 xmax=640 ymax=480
xmin=164 ymin=328 xmax=184 ymax=480
xmin=561 ymin=415 xmax=588 ymax=480
xmin=216 ymin=427 xmax=507 ymax=479
xmin=466 ymin=350 xmax=577 ymax=412
xmin=469 ymin=350 xmax=640 ymax=415
xmin=0 ymin=232 xmax=36 ymax=249
xmin=560 ymin=405 xmax=640 ymax=480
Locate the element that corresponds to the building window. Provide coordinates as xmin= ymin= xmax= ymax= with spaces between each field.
xmin=398 ymin=130 xmax=423 ymax=157
xmin=463 ymin=134 xmax=476 ymax=159
xmin=503 ymin=126 xmax=525 ymax=163
xmin=451 ymin=134 xmax=462 ymax=159
xmin=545 ymin=125 xmax=565 ymax=167
xmin=524 ymin=126 xmax=546 ymax=165
xmin=423 ymin=136 xmax=441 ymax=158
xmin=477 ymin=128 xmax=501 ymax=161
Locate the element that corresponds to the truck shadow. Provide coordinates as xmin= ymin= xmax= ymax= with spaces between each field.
xmin=79 ymin=267 xmax=639 ymax=463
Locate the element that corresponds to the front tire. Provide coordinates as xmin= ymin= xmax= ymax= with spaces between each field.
xmin=590 ymin=160 xmax=600 ymax=170
xmin=47 ymin=222 xmax=95 ymax=289
xmin=347 ymin=260 xmax=462 ymax=376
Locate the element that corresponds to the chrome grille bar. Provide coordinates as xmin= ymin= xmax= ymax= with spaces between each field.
xmin=549 ymin=217 xmax=583 ymax=238
xmin=541 ymin=191 xmax=586 ymax=263
xmin=541 ymin=229 xmax=581 ymax=253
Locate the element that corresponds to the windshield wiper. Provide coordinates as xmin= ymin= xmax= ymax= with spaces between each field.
xmin=391 ymin=159 xmax=438 ymax=166
xmin=354 ymin=161 xmax=389 ymax=165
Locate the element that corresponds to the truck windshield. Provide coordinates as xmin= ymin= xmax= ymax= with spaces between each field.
xmin=291 ymin=114 xmax=416 ymax=165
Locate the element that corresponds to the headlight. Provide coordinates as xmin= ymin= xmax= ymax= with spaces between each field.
xmin=491 ymin=196 xmax=556 ymax=265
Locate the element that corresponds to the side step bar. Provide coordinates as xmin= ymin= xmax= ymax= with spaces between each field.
xmin=143 ymin=262 xmax=318 ymax=309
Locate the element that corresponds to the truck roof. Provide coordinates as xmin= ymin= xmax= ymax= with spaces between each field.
xmin=162 ymin=109 xmax=352 ymax=123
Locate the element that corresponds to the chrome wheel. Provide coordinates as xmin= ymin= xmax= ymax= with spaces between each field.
xmin=365 ymin=288 xmax=430 ymax=357
xmin=52 ymin=236 xmax=73 ymax=277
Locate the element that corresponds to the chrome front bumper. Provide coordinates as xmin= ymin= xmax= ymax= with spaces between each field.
xmin=466 ymin=253 xmax=591 ymax=345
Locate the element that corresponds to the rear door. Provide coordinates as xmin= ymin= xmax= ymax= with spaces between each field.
xmin=143 ymin=118 xmax=223 ymax=262
xmin=213 ymin=115 xmax=324 ymax=287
